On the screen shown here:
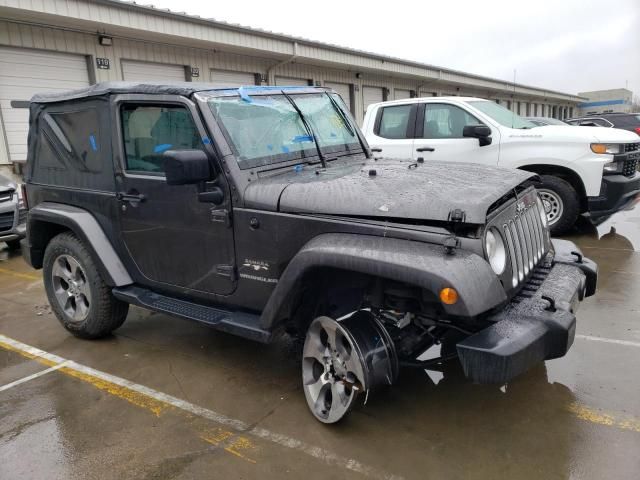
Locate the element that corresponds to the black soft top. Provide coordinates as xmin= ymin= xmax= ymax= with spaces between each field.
xmin=30 ymin=82 xmax=328 ymax=104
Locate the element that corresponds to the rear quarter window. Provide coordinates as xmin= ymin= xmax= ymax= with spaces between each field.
xmin=30 ymin=101 xmax=115 ymax=191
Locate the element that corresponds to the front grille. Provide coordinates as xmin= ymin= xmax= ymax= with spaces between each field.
xmin=623 ymin=158 xmax=638 ymax=177
xmin=502 ymin=200 xmax=548 ymax=289
xmin=624 ymin=143 xmax=640 ymax=153
xmin=0 ymin=211 xmax=14 ymax=232
xmin=0 ymin=192 xmax=12 ymax=203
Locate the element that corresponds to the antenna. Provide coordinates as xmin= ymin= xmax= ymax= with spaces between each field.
xmin=512 ymin=69 xmax=516 ymax=128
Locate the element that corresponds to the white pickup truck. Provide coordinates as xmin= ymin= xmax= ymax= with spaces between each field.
xmin=362 ymin=97 xmax=640 ymax=233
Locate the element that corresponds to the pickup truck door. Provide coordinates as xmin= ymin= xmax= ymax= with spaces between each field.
xmin=412 ymin=102 xmax=500 ymax=166
xmin=364 ymin=103 xmax=416 ymax=159
xmin=113 ymin=95 xmax=236 ymax=296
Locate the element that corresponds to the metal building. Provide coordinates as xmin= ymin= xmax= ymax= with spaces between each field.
xmin=577 ymin=88 xmax=634 ymax=115
xmin=0 ymin=0 xmax=584 ymax=166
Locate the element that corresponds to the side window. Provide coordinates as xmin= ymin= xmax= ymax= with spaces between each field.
xmin=121 ymin=104 xmax=202 ymax=174
xmin=46 ymin=108 xmax=102 ymax=172
xmin=377 ymin=105 xmax=412 ymax=139
xmin=423 ymin=104 xmax=481 ymax=139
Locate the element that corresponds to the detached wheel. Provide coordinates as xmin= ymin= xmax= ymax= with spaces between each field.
xmin=301 ymin=311 xmax=397 ymax=423
xmin=43 ymin=232 xmax=128 ymax=339
xmin=537 ymin=175 xmax=580 ymax=235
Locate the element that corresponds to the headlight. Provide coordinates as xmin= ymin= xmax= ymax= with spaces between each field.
xmin=485 ymin=227 xmax=506 ymax=275
xmin=591 ymin=143 xmax=622 ymax=154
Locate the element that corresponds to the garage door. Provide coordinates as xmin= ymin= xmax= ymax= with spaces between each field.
xmin=121 ymin=60 xmax=186 ymax=82
xmin=275 ymin=76 xmax=310 ymax=87
xmin=0 ymin=47 xmax=90 ymax=163
xmin=325 ymin=82 xmax=352 ymax=113
xmin=362 ymin=86 xmax=384 ymax=113
xmin=394 ymin=89 xmax=411 ymax=100
xmin=210 ymin=69 xmax=256 ymax=88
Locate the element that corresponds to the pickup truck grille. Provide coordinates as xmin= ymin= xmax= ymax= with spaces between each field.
xmin=502 ymin=200 xmax=548 ymax=288
xmin=624 ymin=143 xmax=640 ymax=153
xmin=0 ymin=211 xmax=14 ymax=232
xmin=0 ymin=192 xmax=12 ymax=203
xmin=623 ymin=158 xmax=638 ymax=177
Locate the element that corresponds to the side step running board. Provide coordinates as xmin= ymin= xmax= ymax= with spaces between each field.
xmin=112 ymin=286 xmax=270 ymax=343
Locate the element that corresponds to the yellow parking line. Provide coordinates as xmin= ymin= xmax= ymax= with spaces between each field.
xmin=568 ymin=402 xmax=640 ymax=433
xmin=0 ymin=334 xmax=402 ymax=479
xmin=0 ymin=267 xmax=41 ymax=281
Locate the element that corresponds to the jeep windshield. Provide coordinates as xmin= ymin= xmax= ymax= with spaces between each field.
xmin=468 ymin=100 xmax=536 ymax=129
xmin=206 ymin=91 xmax=362 ymax=169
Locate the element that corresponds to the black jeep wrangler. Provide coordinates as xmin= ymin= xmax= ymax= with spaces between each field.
xmin=21 ymin=83 xmax=597 ymax=423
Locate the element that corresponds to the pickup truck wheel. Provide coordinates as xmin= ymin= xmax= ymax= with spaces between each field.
xmin=302 ymin=312 xmax=397 ymax=423
xmin=43 ymin=232 xmax=128 ymax=339
xmin=537 ymin=175 xmax=579 ymax=235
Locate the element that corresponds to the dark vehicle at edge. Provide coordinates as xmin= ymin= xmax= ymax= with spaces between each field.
xmin=567 ymin=112 xmax=640 ymax=135
xmin=20 ymin=83 xmax=597 ymax=423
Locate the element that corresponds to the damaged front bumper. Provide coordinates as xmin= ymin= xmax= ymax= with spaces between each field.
xmin=456 ymin=239 xmax=597 ymax=384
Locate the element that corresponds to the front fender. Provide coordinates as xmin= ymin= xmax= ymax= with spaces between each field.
xmin=26 ymin=202 xmax=132 ymax=286
xmin=259 ymin=233 xmax=506 ymax=329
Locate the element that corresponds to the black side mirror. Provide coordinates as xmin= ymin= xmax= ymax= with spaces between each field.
xmin=163 ymin=150 xmax=211 ymax=185
xmin=463 ymin=124 xmax=492 ymax=146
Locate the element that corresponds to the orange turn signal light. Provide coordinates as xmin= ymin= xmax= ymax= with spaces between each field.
xmin=590 ymin=143 xmax=607 ymax=154
xmin=439 ymin=287 xmax=458 ymax=305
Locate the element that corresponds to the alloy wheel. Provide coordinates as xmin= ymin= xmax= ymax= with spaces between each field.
xmin=51 ymin=254 xmax=91 ymax=323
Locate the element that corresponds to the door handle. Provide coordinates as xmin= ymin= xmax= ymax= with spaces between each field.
xmin=370 ymin=148 xmax=382 ymax=152
xmin=416 ymin=147 xmax=435 ymax=152
xmin=116 ymin=191 xmax=146 ymax=204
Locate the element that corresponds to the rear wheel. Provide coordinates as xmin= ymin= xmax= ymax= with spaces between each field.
xmin=301 ymin=311 xmax=397 ymax=423
xmin=537 ymin=175 xmax=580 ymax=235
xmin=43 ymin=232 xmax=128 ymax=339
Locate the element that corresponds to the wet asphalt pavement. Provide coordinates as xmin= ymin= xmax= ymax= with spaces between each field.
xmin=1 ymin=210 xmax=639 ymax=480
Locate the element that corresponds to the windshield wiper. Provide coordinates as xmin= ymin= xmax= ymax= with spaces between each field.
xmin=324 ymin=92 xmax=370 ymax=158
xmin=281 ymin=91 xmax=327 ymax=169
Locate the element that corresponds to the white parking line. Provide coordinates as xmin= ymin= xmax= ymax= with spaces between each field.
xmin=576 ymin=334 xmax=640 ymax=348
xmin=0 ymin=360 xmax=70 ymax=393
xmin=0 ymin=334 xmax=403 ymax=480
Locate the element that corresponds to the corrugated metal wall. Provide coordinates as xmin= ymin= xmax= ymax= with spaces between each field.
xmin=0 ymin=17 xmax=576 ymax=164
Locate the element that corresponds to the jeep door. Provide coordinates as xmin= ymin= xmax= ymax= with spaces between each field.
xmin=412 ymin=102 xmax=500 ymax=166
xmin=113 ymin=95 xmax=236 ymax=295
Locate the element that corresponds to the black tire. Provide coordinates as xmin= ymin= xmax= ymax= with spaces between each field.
xmin=43 ymin=232 xmax=128 ymax=339
xmin=5 ymin=239 xmax=21 ymax=251
xmin=537 ymin=175 xmax=580 ymax=235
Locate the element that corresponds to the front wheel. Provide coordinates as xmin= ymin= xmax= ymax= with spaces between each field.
xmin=537 ymin=175 xmax=580 ymax=235
xmin=43 ymin=232 xmax=129 ymax=339
xmin=301 ymin=311 xmax=397 ymax=423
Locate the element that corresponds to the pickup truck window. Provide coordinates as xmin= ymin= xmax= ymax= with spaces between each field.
xmin=120 ymin=104 xmax=202 ymax=174
xmin=207 ymin=93 xmax=361 ymax=169
xmin=423 ymin=104 xmax=480 ymax=139
xmin=468 ymin=100 xmax=536 ymax=129
xmin=377 ymin=105 xmax=412 ymax=139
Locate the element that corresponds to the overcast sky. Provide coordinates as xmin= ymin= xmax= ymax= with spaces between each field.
xmin=149 ymin=0 xmax=640 ymax=97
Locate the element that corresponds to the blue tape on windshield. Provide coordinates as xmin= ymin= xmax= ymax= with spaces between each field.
xmin=202 ymin=137 xmax=211 ymax=145
xmin=293 ymin=164 xmax=303 ymax=172
xmin=154 ymin=144 xmax=172 ymax=153
xmin=292 ymin=135 xmax=313 ymax=143
xmin=281 ymin=146 xmax=290 ymax=153
xmin=238 ymin=87 xmax=253 ymax=103
xmin=267 ymin=144 xmax=273 ymax=151
xmin=89 ymin=135 xmax=98 ymax=151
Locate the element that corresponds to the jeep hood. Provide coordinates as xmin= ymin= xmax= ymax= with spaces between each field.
xmin=244 ymin=159 xmax=535 ymax=224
